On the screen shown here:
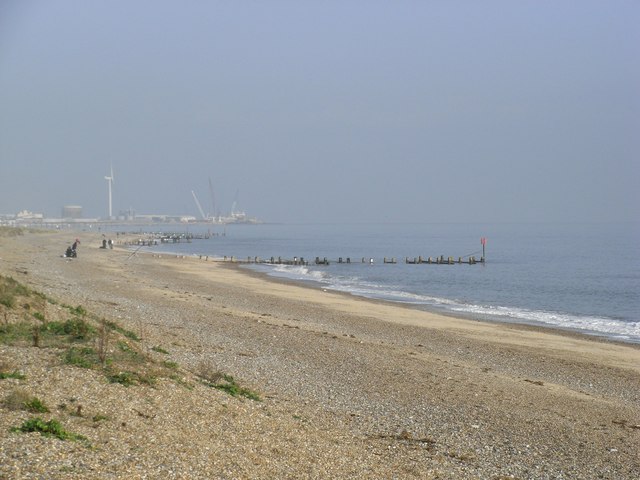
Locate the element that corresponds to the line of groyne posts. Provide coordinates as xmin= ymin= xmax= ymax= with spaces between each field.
xmin=219 ymin=238 xmax=487 ymax=265
xmin=121 ymin=232 xmax=215 ymax=247
xmin=219 ymin=255 xmax=484 ymax=265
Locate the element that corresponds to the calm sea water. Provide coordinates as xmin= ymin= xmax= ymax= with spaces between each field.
xmin=116 ymin=222 xmax=640 ymax=343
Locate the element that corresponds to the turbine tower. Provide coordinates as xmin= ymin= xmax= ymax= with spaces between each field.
xmin=104 ymin=164 xmax=114 ymax=220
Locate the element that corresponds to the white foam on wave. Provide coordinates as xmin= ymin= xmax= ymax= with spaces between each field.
xmin=254 ymin=263 xmax=640 ymax=343
xmin=450 ymin=303 xmax=640 ymax=341
xmin=302 ymin=269 xmax=467 ymax=310
xmin=271 ymin=264 xmax=327 ymax=281
xmin=326 ymin=281 xmax=458 ymax=307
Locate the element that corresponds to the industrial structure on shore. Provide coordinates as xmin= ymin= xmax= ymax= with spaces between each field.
xmin=0 ymin=208 xmax=261 ymax=227
xmin=0 ymin=167 xmax=261 ymax=227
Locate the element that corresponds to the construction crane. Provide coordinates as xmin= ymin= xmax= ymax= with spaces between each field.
xmin=191 ymin=190 xmax=207 ymax=221
xmin=208 ymin=177 xmax=216 ymax=219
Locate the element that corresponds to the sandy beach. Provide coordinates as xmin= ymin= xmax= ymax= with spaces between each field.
xmin=1 ymin=228 xmax=639 ymax=479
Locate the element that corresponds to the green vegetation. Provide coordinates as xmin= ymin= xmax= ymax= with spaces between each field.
xmin=210 ymin=374 xmax=261 ymax=401
xmin=1 ymin=272 xmax=262 ymax=458
xmin=0 ymin=321 xmax=33 ymax=344
xmin=3 ymin=391 xmax=51 ymax=414
xmin=64 ymin=304 xmax=87 ymax=317
xmin=163 ymin=360 xmax=179 ymax=370
xmin=1 ymin=318 xmax=96 ymax=348
xmin=169 ymin=374 xmax=194 ymax=390
xmin=0 ymin=276 xmax=30 ymax=308
xmin=105 ymin=320 xmax=140 ymax=341
xmin=45 ymin=318 xmax=95 ymax=340
xmin=11 ymin=417 xmax=87 ymax=444
xmin=0 ymin=276 xmax=173 ymax=388
xmin=197 ymin=365 xmax=261 ymax=401
xmin=196 ymin=362 xmax=262 ymax=402
xmin=0 ymin=370 xmax=26 ymax=380
xmin=24 ymin=396 xmax=50 ymax=413
xmin=107 ymin=370 xmax=156 ymax=387
xmin=64 ymin=346 xmax=98 ymax=368
xmin=116 ymin=340 xmax=137 ymax=354
xmin=107 ymin=371 xmax=136 ymax=386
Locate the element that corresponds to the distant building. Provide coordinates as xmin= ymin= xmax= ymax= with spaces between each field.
xmin=16 ymin=210 xmax=44 ymax=223
xmin=62 ymin=205 xmax=83 ymax=219
xmin=118 ymin=208 xmax=136 ymax=222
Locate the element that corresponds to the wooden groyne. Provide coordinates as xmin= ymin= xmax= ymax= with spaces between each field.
xmin=134 ymin=233 xmax=489 ymax=267
xmin=122 ymin=232 xmax=216 ymax=247
xmin=217 ymin=238 xmax=488 ymax=266
xmin=405 ymin=255 xmax=484 ymax=265
xmin=218 ymin=255 xmax=484 ymax=265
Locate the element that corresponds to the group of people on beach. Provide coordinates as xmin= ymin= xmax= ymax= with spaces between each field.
xmin=100 ymin=237 xmax=114 ymax=249
xmin=64 ymin=236 xmax=116 ymax=258
xmin=64 ymin=238 xmax=80 ymax=258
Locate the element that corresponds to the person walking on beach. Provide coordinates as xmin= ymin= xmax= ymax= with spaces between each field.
xmin=72 ymin=238 xmax=80 ymax=254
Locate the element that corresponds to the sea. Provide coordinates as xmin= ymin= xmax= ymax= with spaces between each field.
xmin=110 ymin=222 xmax=640 ymax=344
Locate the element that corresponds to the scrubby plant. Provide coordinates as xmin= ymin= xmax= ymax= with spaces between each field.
xmin=196 ymin=361 xmax=224 ymax=384
xmin=136 ymin=373 xmax=156 ymax=386
xmin=0 ymin=370 xmax=26 ymax=380
xmin=163 ymin=360 xmax=179 ymax=370
xmin=169 ymin=374 xmax=194 ymax=390
xmin=0 ymin=296 xmax=15 ymax=309
xmin=0 ymin=357 xmax=15 ymax=373
xmin=96 ymin=319 xmax=109 ymax=366
xmin=107 ymin=369 xmax=156 ymax=387
xmin=68 ymin=305 xmax=87 ymax=317
xmin=117 ymin=340 xmax=135 ymax=353
xmin=46 ymin=318 xmax=94 ymax=340
xmin=1 ymin=280 xmax=192 ymax=391
xmin=0 ymin=322 xmax=33 ymax=344
xmin=3 ymin=388 xmax=31 ymax=410
xmin=105 ymin=320 xmax=140 ymax=341
xmin=11 ymin=417 xmax=87 ymax=443
xmin=24 ymin=396 xmax=50 ymax=413
xmin=116 ymin=341 xmax=145 ymax=364
xmin=211 ymin=374 xmax=261 ymax=401
xmin=107 ymin=371 xmax=136 ymax=386
xmin=32 ymin=325 xmax=41 ymax=347
xmin=64 ymin=346 xmax=98 ymax=368
xmin=71 ymin=404 xmax=84 ymax=417
xmin=0 ymin=275 xmax=30 ymax=308
xmin=196 ymin=362 xmax=260 ymax=401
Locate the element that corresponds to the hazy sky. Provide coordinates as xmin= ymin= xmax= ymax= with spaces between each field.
xmin=0 ymin=1 xmax=638 ymax=223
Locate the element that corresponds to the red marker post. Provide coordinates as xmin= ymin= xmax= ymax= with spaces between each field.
xmin=480 ymin=237 xmax=487 ymax=262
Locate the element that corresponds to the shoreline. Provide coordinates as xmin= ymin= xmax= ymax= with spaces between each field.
xmin=1 ymin=228 xmax=639 ymax=478
xmin=232 ymin=261 xmax=640 ymax=347
xmin=129 ymin=232 xmax=640 ymax=346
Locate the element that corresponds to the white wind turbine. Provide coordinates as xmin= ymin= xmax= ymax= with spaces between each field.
xmin=104 ymin=164 xmax=114 ymax=220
